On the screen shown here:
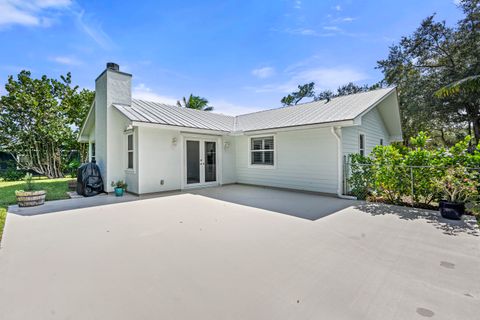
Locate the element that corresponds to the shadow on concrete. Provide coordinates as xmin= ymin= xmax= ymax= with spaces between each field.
xmin=7 ymin=184 xmax=356 ymax=221
xmin=188 ymin=184 xmax=358 ymax=221
xmin=354 ymin=202 xmax=479 ymax=237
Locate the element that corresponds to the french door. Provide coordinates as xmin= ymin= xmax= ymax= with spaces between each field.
xmin=185 ymin=139 xmax=217 ymax=186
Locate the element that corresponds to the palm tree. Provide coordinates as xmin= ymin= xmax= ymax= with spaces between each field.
xmin=177 ymin=94 xmax=213 ymax=111
xmin=436 ymin=75 xmax=480 ymax=97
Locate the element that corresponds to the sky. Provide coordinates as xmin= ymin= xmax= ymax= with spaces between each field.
xmin=0 ymin=0 xmax=464 ymax=115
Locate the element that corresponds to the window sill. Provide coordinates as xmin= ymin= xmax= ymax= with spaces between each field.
xmin=248 ymin=164 xmax=276 ymax=169
xmin=125 ymin=169 xmax=136 ymax=174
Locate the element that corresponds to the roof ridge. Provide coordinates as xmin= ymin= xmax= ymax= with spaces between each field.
xmin=234 ymin=86 xmax=395 ymax=118
xmin=131 ymin=98 xmax=236 ymax=118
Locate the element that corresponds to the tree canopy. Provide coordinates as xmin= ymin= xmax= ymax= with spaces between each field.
xmin=0 ymin=71 xmax=94 ymax=178
xmin=377 ymin=0 xmax=480 ymax=146
xmin=281 ymin=81 xmax=378 ymax=106
xmin=177 ymin=94 xmax=213 ymax=111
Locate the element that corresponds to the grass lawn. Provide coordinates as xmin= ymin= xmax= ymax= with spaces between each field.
xmin=0 ymin=177 xmax=72 ymax=242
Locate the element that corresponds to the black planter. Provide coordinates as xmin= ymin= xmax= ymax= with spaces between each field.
xmin=439 ymin=201 xmax=465 ymax=220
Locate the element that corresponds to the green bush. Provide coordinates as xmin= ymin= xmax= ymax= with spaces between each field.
xmin=0 ymin=161 xmax=25 ymax=181
xmin=347 ymin=133 xmax=480 ymax=207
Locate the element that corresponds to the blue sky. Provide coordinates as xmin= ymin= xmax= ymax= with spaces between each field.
xmin=0 ymin=0 xmax=463 ymax=115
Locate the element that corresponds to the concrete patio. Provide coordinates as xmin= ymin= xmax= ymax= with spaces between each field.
xmin=0 ymin=184 xmax=479 ymax=319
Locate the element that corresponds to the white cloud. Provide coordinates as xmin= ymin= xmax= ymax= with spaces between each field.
xmin=132 ymin=83 xmax=179 ymax=105
xmin=50 ymin=55 xmax=82 ymax=65
xmin=0 ymin=0 xmax=71 ymax=27
xmin=334 ymin=5 xmax=342 ymax=11
xmin=209 ymin=99 xmax=263 ymax=116
xmin=0 ymin=1 xmax=113 ymax=50
xmin=74 ymin=9 xmax=114 ymax=50
xmin=251 ymin=66 xmax=368 ymax=94
xmin=284 ymin=27 xmax=334 ymax=37
xmin=293 ymin=0 xmax=301 ymax=9
xmin=323 ymin=26 xmax=341 ymax=31
xmin=252 ymin=67 xmax=275 ymax=79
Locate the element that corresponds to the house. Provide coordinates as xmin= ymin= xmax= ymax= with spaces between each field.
xmin=79 ymin=63 xmax=402 ymax=196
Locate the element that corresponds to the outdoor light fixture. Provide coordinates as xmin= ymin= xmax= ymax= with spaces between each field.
xmin=124 ymin=124 xmax=133 ymax=133
xmin=172 ymin=137 xmax=178 ymax=146
xmin=224 ymin=141 xmax=230 ymax=150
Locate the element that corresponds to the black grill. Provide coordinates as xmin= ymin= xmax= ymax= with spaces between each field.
xmin=76 ymin=162 xmax=104 ymax=197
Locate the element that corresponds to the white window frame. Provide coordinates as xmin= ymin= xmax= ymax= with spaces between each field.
xmin=248 ymin=134 xmax=276 ymax=169
xmin=359 ymin=133 xmax=366 ymax=157
xmin=126 ymin=133 xmax=135 ymax=172
xmin=89 ymin=141 xmax=96 ymax=162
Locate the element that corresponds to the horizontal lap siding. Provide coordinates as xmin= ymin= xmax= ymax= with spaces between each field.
xmin=342 ymin=107 xmax=390 ymax=159
xmin=235 ymin=128 xmax=338 ymax=194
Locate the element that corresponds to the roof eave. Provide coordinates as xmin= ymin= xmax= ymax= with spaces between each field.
xmin=240 ymin=119 xmax=356 ymax=135
xmin=131 ymin=121 xmax=231 ymax=135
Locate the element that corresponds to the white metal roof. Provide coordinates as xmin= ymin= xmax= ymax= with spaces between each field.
xmin=113 ymin=87 xmax=396 ymax=133
xmin=114 ymin=99 xmax=235 ymax=132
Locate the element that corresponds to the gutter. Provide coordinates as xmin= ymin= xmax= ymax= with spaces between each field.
xmin=330 ymin=126 xmax=357 ymax=200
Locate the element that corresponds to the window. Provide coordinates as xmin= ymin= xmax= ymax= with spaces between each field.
xmin=127 ymin=134 xmax=134 ymax=169
xmin=91 ymin=143 xmax=96 ymax=162
xmin=380 ymin=138 xmax=384 ymax=146
xmin=250 ymin=136 xmax=274 ymax=166
xmin=359 ymin=134 xmax=365 ymax=156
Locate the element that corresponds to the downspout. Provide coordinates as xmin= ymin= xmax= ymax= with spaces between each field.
xmin=330 ymin=126 xmax=357 ymax=200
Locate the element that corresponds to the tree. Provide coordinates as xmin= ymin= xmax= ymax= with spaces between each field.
xmin=0 ymin=71 xmax=94 ymax=178
xmin=315 ymin=82 xmax=379 ymax=101
xmin=281 ymin=82 xmax=315 ymax=106
xmin=436 ymin=75 xmax=480 ymax=97
xmin=177 ymin=94 xmax=213 ymax=111
xmin=377 ymin=0 xmax=480 ymax=145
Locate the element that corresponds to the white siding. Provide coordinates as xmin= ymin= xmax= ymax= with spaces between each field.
xmin=234 ymin=128 xmax=338 ymax=194
xmin=342 ymin=107 xmax=390 ymax=159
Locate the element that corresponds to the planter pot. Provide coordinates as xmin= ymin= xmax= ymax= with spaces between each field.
xmin=439 ymin=200 xmax=465 ymax=220
xmin=67 ymin=180 xmax=77 ymax=191
xmin=15 ymin=190 xmax=46 ymax=207
xmin=114 ymin=187 xmax=124 ymax=197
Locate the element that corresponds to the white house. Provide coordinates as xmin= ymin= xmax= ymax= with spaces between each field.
xmin=79 ymin=63 xmax=402 ymax=196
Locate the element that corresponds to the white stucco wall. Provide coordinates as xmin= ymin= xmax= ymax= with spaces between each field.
xmin=234 ymin=127 xmax=338 ymax=194
xmin=137 ymin=127 xmax=182 ymax=194
xmin=95 ymin=69 xmax=134 ymax=192
xmin=342 ymin=107 xmax=390 ymax=159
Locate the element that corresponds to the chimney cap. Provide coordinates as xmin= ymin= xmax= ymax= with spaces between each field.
xmin=106 ymin=62 xmax=119 ymax=71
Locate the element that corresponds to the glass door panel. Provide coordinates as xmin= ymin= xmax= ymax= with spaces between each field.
xmin=186 ymin=140 xmax=200 ymax=184
xmin=204 ymin=141 xmax=216 ymax=182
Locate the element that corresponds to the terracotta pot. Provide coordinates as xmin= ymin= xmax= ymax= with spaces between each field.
xmin=15 ymin=190 xmax=47 ymax=207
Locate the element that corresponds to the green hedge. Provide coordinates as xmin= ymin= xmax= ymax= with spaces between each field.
xmin=347 ymin=133 xmax=480 ymax=206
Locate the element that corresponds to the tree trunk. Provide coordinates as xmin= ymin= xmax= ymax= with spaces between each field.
xmin=473 ymin=117 xmax=480 ymax=146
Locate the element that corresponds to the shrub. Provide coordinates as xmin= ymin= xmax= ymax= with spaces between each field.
xmin=348 ymin=154 xmax=373 ymax=200
xmin=23 ymin=173 xmax=35 ymax=191
xmin=0 ymin=161 xmax=25 ymax=181
xmin=347 ymin=132 xmax=480 ymax=207
xmin=66 ymin=159 xmax=81 ymax=178
xmin=433 ymin=166 xmax=479 ymax=203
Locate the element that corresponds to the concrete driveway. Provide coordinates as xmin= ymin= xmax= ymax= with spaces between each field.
xmin=0 ymin=184 xmax=479 ymax=319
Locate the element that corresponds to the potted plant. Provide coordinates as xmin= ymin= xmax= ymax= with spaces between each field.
xmin=111 ymin=180 xmax=128 ymax=197
xmin=15 ymin=173 xmax=47 ymax=207
xmin=433 ymin=167 xmax=479 ymax=220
